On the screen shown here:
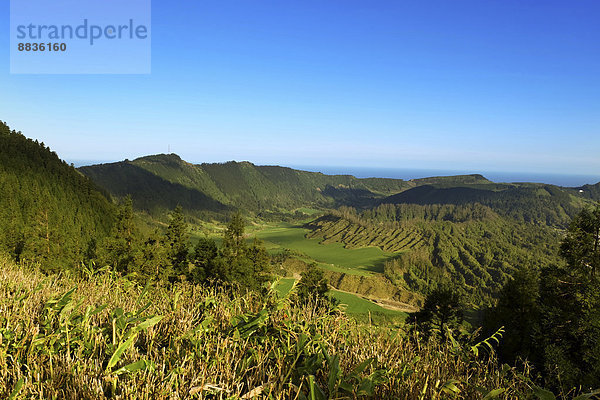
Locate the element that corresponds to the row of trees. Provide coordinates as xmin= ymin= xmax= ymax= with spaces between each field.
xmin=95 ymin=198 xmax=272 ymax=289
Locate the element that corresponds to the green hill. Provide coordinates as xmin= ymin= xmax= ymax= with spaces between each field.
xmin=569 ymin=182 xmax=600 ymax=201
xmin=0 ymin=121 xmax=115 ymax=270
xmin=79 ymin=154 xmax=416 ymax=217
xmin=80 ymin=154 xmax=552 ymax=220
xmin=305 ymin=204 xmax=563 ymax=303
xmin=380 ymin=182 xmax=589 ymax=228
xmin=76 ymin=160 xmax=229 ymax=215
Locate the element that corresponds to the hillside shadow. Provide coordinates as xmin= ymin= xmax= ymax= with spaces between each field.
xmin=80 ymin=162 xmax=230 ymax=214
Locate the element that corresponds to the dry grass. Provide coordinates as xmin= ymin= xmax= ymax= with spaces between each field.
xmin=0 ymin=255 xmax=536 ymax=399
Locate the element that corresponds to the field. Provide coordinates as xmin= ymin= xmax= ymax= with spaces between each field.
xmin=255 ymin=222 xmax=395 ymax=275
xmin=294 ymin=207 xmax=323 ymax=215
xmin=330 ymin=290 xmax=407 ymax=318
xmin=274 ymin=277 xmax=297 ymax=296
xmin=273 ymin=278 xmax=407 ymax=320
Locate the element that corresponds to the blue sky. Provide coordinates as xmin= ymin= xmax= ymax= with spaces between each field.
xmin=1 ymin=0 xmax=599 ymax=175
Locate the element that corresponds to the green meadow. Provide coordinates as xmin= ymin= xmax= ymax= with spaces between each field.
xmin=255 ymin=222 xmax=395 ymax=275
xmin=274 ymin=277 xmax=297 ymax=296
xmin=294 ymin=207 xmax=323 ymax=215
xmin=273 ymin=278 xmax=407 ymax=320
xmin=330 ymin=290 xmax=406 ymax=317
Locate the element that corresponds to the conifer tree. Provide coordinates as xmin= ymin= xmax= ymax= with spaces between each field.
xmin=164 ymin=205 xmax=189 ymax=280
xmin=222 ymin=211 xmax=247 ymax=259
xmin=135 ymin=229 xmax=173 ymax=283
xmin=190 ymin=236 xmax=219 ymax=282
xmin=489 ymin=264 xmax=540 ymax=366
xmin=217 ymin=212 xmax=271 ymax=289
xmin=98 ymin=196 xmax=138 ymax=273
xmin=413 ymin=287 xmax=463 ymax=341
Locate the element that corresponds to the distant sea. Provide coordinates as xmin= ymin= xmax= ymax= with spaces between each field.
xmin=69 ymin=160 xmax=112 ymax=168
xmin=290 ymin=165 xmax=600 ymax=188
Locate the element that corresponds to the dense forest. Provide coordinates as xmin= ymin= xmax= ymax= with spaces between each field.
xmin=306 ymin=204 xmax=562 ymax=303
xmin=79 ymin=154 xmax=410 ymax=218
xmin=0 ymin=121 xmax=115 ymax=271
xmin=380 ymin=183 xmax=584 ymax=228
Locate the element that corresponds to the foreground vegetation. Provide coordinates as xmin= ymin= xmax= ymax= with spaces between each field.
xmin=0 ymin=255 xmax=551 ymax=399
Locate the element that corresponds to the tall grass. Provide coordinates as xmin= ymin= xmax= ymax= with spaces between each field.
xmin=0 ymin=255 xmax=540 ymax=399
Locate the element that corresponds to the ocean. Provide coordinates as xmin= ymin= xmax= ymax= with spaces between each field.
xmin=290 ymin=165 xmax=600 ymax=188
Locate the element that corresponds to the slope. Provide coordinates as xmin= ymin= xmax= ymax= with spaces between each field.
xmin=304 ymin=205 xmax=563 ymax=303
xmin=380 ymin=182 xmax=588 ymax=228
xmin=80 ymin=154 xmax=516 ymax=218
xmin=80 ymin=154 xmax=414 ymax=215
xmin=0 ymin=121 xmax=115 ymax=271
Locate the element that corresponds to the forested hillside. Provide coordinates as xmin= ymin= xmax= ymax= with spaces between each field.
xmin=81 ymin=155 xmax=501 ymax=217
xmin=381 ymin=183 xmax=585 ymax=228
xmin=0 ymin=121 xmax=115 ymax=270
xmin=79 ymin=154 xmax=416 ymax=217
xmin=306 ymin=204 xmax=563 ymax=303
xmin=571 ymin=182 xmax=600 ymax=201
xmin=80 ymin=154 xmax=594 ymax=229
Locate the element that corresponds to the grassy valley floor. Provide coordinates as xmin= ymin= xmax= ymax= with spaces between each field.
xmin=255 ymin=222 xmax=395 ymax=276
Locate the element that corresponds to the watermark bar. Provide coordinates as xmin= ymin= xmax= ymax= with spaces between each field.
xmin=10 ymin=0 xmax=151 ymax=74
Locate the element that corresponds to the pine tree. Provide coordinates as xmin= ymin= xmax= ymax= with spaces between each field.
xmin=560 ymin=205 xmax=600 ymax=276
xmin=98 ymin=196 xmax=138 ymax=273
xmin=190 ymin=236 xmax=219 ymax=282
xmin=413 ymin=287 xmax=463 ymax=341
xmin=490 ymin=264 xmax=540 ymax=366
xmin=164 ymin=205 xmax=189 ymax=280
xmin=135 ymin=229 xmax=172 ymax=283
xmin=217 ymin=212 xmax=271 ymax=289
xmin=246 ymin=238 xmax=272 ymax=288
xmin=222 ymin=211 xmax=246 ymax=259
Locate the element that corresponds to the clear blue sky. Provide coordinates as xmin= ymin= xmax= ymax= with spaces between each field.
xmin=1 ymin=0 xmax=599 ymax=175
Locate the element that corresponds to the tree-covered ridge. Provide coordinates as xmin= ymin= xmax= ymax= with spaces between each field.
xmin=80 ymin=153 xmax=594 ymax=228
xmin=408 ymin=173 xmax=491 ymax=186
xmin=80 ymin=154 xmax=415 ymax=215
xmin=77 ymin=160 xmax=229 ymax=217
xmin=84 ymin=155 xmax=502 ymax=217
xmin=0 ymin=121 xmax=115 ymax=270
xmin=569 ymin=182 xmax=600 ymax=202
xmin=380 ymin=183 xmax=586 ymax=228
xmin=305 ymin=204 xmax=562 ymax=303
